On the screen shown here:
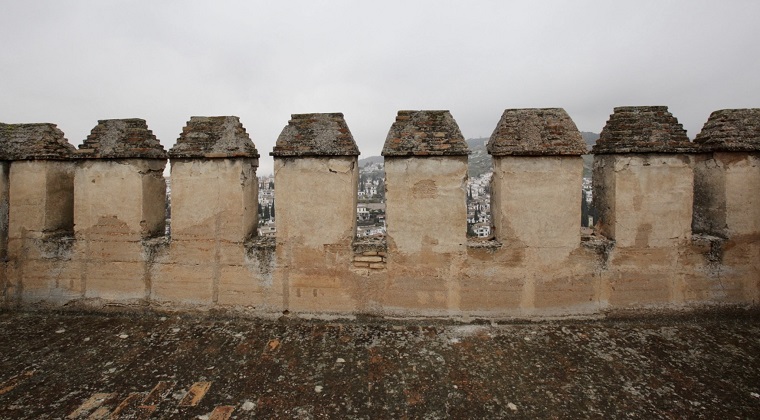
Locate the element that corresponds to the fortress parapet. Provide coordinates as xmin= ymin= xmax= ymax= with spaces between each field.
xmin=158 ymin=116 xmax=260 ymax=304
xmin=692 ymin=109 xmax=760 ymax=238
xmin=691 ymin=109 xmax=760 ymax=302
xmin=74 ymin=119 xmax=167 ymax=300
xmin=0 ymin=106 xmax=757 ymax=317
xmin=381 ymin=110 xmax=470 ymax=313
xmin=271 ymin=113 xmax=360 ymax=312
xmin=485 ymin=108 xmax=590 ymax=311
xmin=0 ymin=123 xmax=76 ymax=302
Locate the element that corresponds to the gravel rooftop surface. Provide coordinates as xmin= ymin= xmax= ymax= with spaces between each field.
xmin=1 ymin=308 xmax=759 ymax=419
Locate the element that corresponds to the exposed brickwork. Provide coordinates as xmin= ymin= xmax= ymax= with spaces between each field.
xmin=592 ymin=106 xmax=696 ymax=154
xmin=352 ymin=237 xmax=387 ymax=270
xmin=0 ymin=123 xmax=76 ymax=160
xmin=487 ymin=108 xmax=587 ymax=156
xmin=382 ymin=110 xmax=469 ymax=157
xmin=77 ymin=119 xmax=167 ymax=159
xmin=694 ymin=109 xmax=760 ymax=152
xmin=169 ymin=116 xmax=259 ymax=159
xmin=271 ymin=113 xmax=359 ymax=157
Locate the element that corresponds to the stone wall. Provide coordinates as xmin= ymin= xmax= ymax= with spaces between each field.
xmin=157 ymin=116 xmax=260 ymax=306
xmin=382 ymin=111 xmax=470 ymax=314
xmin=0 ymin=107 xmax=758 ymax=319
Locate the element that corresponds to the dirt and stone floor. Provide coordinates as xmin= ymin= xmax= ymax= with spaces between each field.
xmin=0 ymin=308 xmax=759 ymax=419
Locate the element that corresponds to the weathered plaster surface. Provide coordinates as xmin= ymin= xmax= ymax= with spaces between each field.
xmin=152 ymin=158 xmax=263 ymax=307
xmin=73 ymin=159 xmax=165 ymax=301
xmin=594 ymin=154 xmax=694 ymax=248
xmin=4 ymin=160 xmax=76 ymax=303
xmin=380 ymin=156 xmax=468 ymax=314
xmin=385 ymin=157 xmax=467 ymax=254
xmin=9 ymin=161 xmax=74 ymax=240
xmin=170 ymin=159 xmax=258 ymax=241
xmin=75 ymin=159 xmax=166 ymax=239
xmin=274 ymin=157 xmax=357 ymax=247
xmin=492 ymin=156 xmax=582 ymax=248
xmin=273 ymin=156 xmax=359 ymax=312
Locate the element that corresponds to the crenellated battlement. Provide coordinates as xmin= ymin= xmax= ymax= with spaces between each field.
xmin=1 ymin=107 xmax=758 ymax=318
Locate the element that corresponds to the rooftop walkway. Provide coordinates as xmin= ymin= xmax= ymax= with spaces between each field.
xmin=1 ymin=308 xmax=759 ymax=418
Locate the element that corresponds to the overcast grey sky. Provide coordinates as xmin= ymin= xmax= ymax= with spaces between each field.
xmin=2 ymin=0 xmax=759 ymax=174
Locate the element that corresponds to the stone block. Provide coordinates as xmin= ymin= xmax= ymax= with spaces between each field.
xmin=605 ymin=272 xmax=671 ymax=307
xmin=15 ymin=258 xmax=82 ymax=299
xmin=217 ymin=265 xmax=269 ymax=307
xmin=289 ymin=272 xmax=345 ymax=289
xmin=84 ymin=261 xmax=146 ymax=300
xmin=609 ymin=247 xmax=682 ymax=270
xmin=83 ymin=239 xmax=144 ymax=263
xmin=680 ymin=273 xmax=740 ymax=303
xmin=288 ymin=282 xmax=360 ymax=313
xmin=289 ymin=278 xmax=358 ymax=313
xmin=458 ymin=278 xmax=523 ymax=311
xmin=533 ymin=276 xmax=597 ymax=310
xmin=152 ymin=263 xmax=214 ymax=304
xmin=167 ymin=240 xmax=215 ymax=265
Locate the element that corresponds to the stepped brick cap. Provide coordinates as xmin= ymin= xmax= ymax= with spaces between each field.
xmin=487 ymin=108 xmax=587 ymax=156
xmin=693 ymin=108 xmax=760 ymax=152
xmin=169 ymin=116 xmax=259 ymax=159
xmin=271 ymin=113 xmax=359 ymax=157
xmin=592 ymin=106 xmax=695 ymax=154
xmin=77 ymin=118 xmax=167 ymax=159
xmin=382 ymin=110 xmax=469 ymax=157
xmin=0 ymin=123 xmax=76 ymax=160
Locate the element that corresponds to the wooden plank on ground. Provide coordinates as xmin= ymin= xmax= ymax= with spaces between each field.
xmin=178 ymin=381 xmax=212 ymax=407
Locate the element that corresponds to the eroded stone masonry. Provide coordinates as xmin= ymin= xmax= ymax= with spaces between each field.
xmin=0 ymin=107 xmax=758 ymax=318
